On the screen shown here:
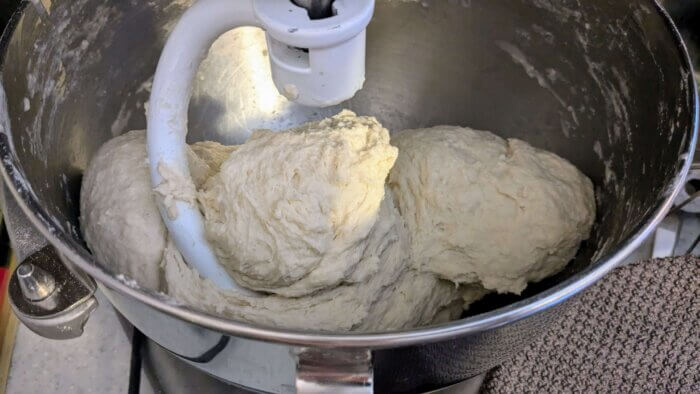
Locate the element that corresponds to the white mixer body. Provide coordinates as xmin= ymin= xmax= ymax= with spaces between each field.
xmin=258 ymin=0 xmax=372 ymax=106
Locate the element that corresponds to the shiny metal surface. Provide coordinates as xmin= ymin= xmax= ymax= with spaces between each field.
xmin=8 ymin=244 xmax=98 ymax=339
xmin=3 ymin=182 xmax=98 ymax=339
xmin=0 ymin=0 xmax=697 ymax=392
xmin=101 ymin=285 xmax=300 ymax=393
xmin=1 ymin=183 xmax=48 ymax=261
xmin=296 ymin=349 xmax=373 ymax=393
xmin=140 ymin=337 xmax=252 ymax=394
xmin=140 ymin=334 xmax=486 ymax=394
xmin=17 ymin=262 xmax=56 ymax=301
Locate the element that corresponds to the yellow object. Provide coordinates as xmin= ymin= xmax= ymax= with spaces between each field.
xmin=0 ymin=253 xmax=18 ymax=394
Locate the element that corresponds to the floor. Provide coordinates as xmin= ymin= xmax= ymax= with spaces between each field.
xmin=5 ymin=292 xmax=132 ymax=394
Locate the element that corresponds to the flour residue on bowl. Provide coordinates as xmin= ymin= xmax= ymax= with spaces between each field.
xmin=23 ymin=1 xmax=119 ymax=165
xmin=497 ymin=41 xmax=579 ymax=137
xmin=531 ymin=0 xmax=582 ymax=23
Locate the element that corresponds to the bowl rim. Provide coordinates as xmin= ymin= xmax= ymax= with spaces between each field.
xmin=0 ymin=0 xmax=697 ymax=348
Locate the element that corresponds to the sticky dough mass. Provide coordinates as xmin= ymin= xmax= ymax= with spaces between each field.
xmin=80 ymin=110 xmax=595 ymax=331
xmin=197 ymin=113 xmax=400 ymax=297
xmin=388 ymin=126 xmax=596 ymax=294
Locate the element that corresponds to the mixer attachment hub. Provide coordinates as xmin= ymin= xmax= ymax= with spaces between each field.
xmin=292 ymin=0 xmax=335 ymax=20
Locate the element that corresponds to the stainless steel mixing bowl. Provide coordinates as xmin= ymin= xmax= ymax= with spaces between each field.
xmin=0 ymin=0 xmax=697 ymax=392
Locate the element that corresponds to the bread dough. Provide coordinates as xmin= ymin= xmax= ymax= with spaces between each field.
xmin=165 ymin=194 xmax=462 ymax=331
xmin=79 ymin=130 xmax=237 ymax=291
xmin=388 ymin=126 xmax=595 ymax=294
xmin=80 ymin=130 xmax=165 ymax=290
xmin=80 ymin=114 xmax=461 ymax=331
xmin=198 ymin=110 xmax=399 ymax=297
xmin=80 ymin=113 xmax=595 ymax=332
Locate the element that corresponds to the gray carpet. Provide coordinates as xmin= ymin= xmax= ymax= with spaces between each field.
xmin=482 ymin=256 xmax=699 ymax=393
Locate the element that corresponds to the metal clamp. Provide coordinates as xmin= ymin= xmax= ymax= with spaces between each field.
xmin=296 ymin=348 xmax=373 ymax=393
xmin=8 ymin=245 xmax=98 ymax=339
xmin=2 ymin=184 xmax=98 ymax=339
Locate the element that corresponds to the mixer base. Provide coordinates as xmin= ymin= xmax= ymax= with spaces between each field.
xmin=131 ymin=326 xmax=486 ymax=394
xmin=140 ymin=334 xmax=250 ymax=393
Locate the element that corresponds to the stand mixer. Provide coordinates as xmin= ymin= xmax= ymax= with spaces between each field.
xmin=147 ymin=0 xmax=374 ymax=289
xmin=1 ymin=0 xmax=696 ymax=392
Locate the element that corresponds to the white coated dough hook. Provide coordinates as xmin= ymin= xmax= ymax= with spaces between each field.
xmin=147 ymin=0 xmax=374 ymax=290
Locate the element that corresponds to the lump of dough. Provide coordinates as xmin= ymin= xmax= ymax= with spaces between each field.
xmin=82 ymin=127 xmax=458 ymax=331
xmin=388 ymin=126 xmax=595 ymax=294
xmin=154 ymin=140 xmax=236 ymax=219
xmin=80 ymin=130 xmax=165 ymax=290
xmin=188 ymin=141 xmax=237 ymax=188
xmin=80 ymin=129 xmax=236 ymax=291
xmin=166 ymin=194 xmax=461 ymax=331
xmin=199 ymin=110 xmax=399 ymax=297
